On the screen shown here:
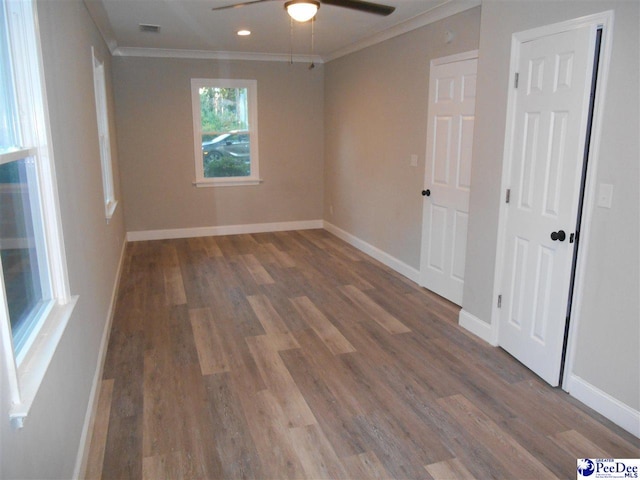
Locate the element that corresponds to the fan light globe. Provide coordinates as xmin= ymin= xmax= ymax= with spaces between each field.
xmin=285 ymin=0 xmax=319 ymax=22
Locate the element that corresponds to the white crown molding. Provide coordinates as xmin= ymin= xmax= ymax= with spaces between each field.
xmin=322 ymin=0 xmax=482 ymax=62
xmin=83 ymin=0 xmax=118 ymax=54
xmin=113 ymin=46 xmax=325 ymax=64
xmin=86 ymin=0 xmax=479 ymax=64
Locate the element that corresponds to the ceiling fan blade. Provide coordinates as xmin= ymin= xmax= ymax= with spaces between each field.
xmin=212 ymin=0 xmax=278 ymax=11
xmin=321 ymin=0 xmax=395 ymax=16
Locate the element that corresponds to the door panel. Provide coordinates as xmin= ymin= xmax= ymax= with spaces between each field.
xmin=420 ymin=56 xmax=477 ymax=306
xmin=499 ymin=24 xmax=596 ymax=386
xmin=451 ymin=211 xmax=468 ymax=281
xmin=457 ymin=116 xmax=474 ymax=189
xmin=427 ymin=204 xmax=447 ymax=273
xmin=432 ymin=116 xmax=452 ymax=185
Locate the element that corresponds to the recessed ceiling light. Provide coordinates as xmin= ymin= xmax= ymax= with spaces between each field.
xmin=237 ymin=30 xmax=251 ymax=36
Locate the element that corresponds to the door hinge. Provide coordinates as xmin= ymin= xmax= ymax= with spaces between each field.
xmin=505 ymin=189 xmax=511 ymax=204
xmin=497 ymin=295 xmax=502 ymax=308
xmin=570 ymin=231 xmax=579 ymax=244
xmin=514 ymin=72 xmax=519 ymax=88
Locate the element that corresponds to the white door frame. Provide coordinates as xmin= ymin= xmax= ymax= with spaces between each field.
xmin=489 ymin=11 xmax=614 ymax=391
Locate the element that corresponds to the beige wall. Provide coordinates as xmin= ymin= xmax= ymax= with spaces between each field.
xmin=465 ymin=0 xmax=639 ymax=410
xmin=323 ymin=7 xmax=481 ymax=269
xmin=0 ymin=1 xmax=126 ymax=478
xmin=112 ymin=57 xmax=324 ymax=233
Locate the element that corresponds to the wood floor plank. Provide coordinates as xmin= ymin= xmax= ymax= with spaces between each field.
xmin=339 ymin=285 xmax=411 ymax=334
xmin=298 ymin=251 xmax=374 ymax=291
xmin=142 ymin=332 xmax=180 ymax=458
xmin=141 ymin=451 xmax=204 ymax=480
xmin=340 ymin=353 xmax=454 ymax=465
xmin=240 ymin=389 xmax=307 ymax=479
xmin=247 ymin=294 xmax=291 ymax=335
xmin=551 ymin=429 xmax=612 ymax=459
xmin=86 ymin=379 xmax=115 ymax=480
xmin=280 ymin=345 xmax=366 ymax=458
xmin=425 ymin=457 xmax=476 ymax=480
xmin=101 ymin=412 xmax=143 ymax=480
xmin=290 ymin=296 xmax=356 ymax=355
xmin=258 ymin=282 xmax=310 ymax=331
xmin=438 ymin=394 xmax=558 ymax=479
xmin=353 ymin=410 xmax=438 ymax=480
xmin=145 ymin=339 xmax=225 ymax=477
xmin=203 ymin=372 xmax=263 ymax=479
xmin=241 ymin=253 xmax=275 ymax=285
xmin=292 ymin=328 xmax=369 ymax=418
xmin=199 ymin=266 xmax=267 ymax=395
xmin=161 ymin=244 xmax=187 ymax=306
xmin=174 ymin=239 xmax=212 ymax=309
xmin=264 ymin=242 xmax=296 ymax=268
xmin=343 ymin=451 xmax=393 ymax=480
xmin=289 ymin=424 xmax=350 ymax=480
xmin=245 ymin=334 xmax=317 ymax=428
xmin=202 ymin=235 xmax=223 ymax=257
xmin=189 ymin=307 xmax=231 ymax=375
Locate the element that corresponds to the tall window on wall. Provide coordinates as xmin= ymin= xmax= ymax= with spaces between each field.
xmin=0 ymin=0 xmax=75 ymax=427
xmin=191 ymin=78 xmax=260 ymax=186
xmin=92 ymin=47 xmax=117 ymax=219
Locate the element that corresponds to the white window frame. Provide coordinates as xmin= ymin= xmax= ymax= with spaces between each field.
xmin=0 ymin=0 xmax=77 ymax=428
xmin=191 ymin=78 xmax=261 ymax=187
xmin=91 ymin=46 xmax=117 ymax=220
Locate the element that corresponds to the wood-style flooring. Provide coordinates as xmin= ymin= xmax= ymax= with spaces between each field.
xmin=86 ymin=229 xmax=639 ymax=479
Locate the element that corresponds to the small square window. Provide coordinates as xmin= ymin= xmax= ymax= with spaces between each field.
xmin=191 ymin=79 xmax=260 ymax=187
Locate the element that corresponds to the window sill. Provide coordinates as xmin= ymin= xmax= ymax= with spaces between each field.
xmin=193 ymin=178 xmax=263 ymax=188
xmin=9 ymin=296 xmax=79 ymax=429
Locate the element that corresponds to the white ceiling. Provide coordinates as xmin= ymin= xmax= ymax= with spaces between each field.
xmin=85 ymin=0 xmax=480 ymax=62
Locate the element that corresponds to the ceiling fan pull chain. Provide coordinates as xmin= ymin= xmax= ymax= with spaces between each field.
xmin=309 ymin=16 xmax=315 ymax=69
xmin=289 ymin=16 xmax=294 ymax=64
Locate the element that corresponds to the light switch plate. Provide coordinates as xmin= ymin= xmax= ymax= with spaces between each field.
xmin=410 ymin=154 xmax=418 ymax=167
xmin=597 ymin=183 xmax=613 ymax=209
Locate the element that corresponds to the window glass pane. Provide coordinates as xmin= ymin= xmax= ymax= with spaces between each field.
xmin=0 ymin=2 xmax=20 ymax=152
xmin=199 ymin=87 xmax=251 ymax=178
xmin=0 ymin=157 xmax=50 ymax=352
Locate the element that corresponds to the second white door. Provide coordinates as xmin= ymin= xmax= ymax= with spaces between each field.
xmin=498 ymin=22 xmax=598 ymax=386
xmin=420 ymin=54 xmax=477 ymax=306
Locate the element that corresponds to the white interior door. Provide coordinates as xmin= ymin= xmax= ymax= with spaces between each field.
xmin=498 ymin=24 xmax=597 ymax=386
xmin=420 ymin=54 xmax=477 ymax=306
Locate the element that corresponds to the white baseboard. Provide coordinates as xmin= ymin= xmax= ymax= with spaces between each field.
xmin=73 ymin=238 xmax=128 ymax=479
xmin=566 ymin=374 xmax=640 ymax=438
xmin=458 ymin=309 xmax=499 ymax=346
xmin=126 ymin=219 xmax=324 ymax=242
xmin=322 ymin=221 xmax=420 ymax=283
